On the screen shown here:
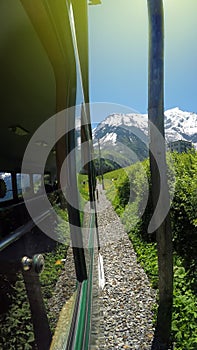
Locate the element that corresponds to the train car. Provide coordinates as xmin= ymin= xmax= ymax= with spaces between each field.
xmin=0 ymin=1 xmax=100 ymax=349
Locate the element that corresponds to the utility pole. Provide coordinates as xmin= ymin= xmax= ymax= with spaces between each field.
xmin=147 ymin=1 xmax=173 ymax=349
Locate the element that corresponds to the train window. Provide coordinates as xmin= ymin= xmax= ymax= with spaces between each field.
xmin=16 ymin=173 xmax=31 ymax=198
xmin=33 ymin=174 xmax=43 ymax=194
xmin=0 ymin=172 xmax=13 ymax=202
xmin=16 ymin=174 xmax=45 ymax=197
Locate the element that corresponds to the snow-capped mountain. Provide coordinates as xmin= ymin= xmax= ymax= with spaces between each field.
xmin=164 ymin=107 xmax=197 ymax=144
xmin=92 ymin=107 xmax=197 ymax=167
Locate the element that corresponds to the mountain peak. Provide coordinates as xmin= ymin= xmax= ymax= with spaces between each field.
xmin=165 ymin=107 xmax=180 ymax=113
xmin=94 ymin=107 xmax=197 ymax=148
xmin=92 ymin=107 xmax=197 ymax=170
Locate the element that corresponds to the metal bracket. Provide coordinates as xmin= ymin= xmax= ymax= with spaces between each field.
xmin=21 ymin=254 xmax=44 ymax=274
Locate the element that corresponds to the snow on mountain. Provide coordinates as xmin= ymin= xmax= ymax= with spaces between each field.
xmin=95 ymin=113 xmax=148 ymax=134
xmin=164 ymin=107 xmax=197 ymax=144
xmin=91 ymin=107 xmax=197 ymax=167
xmin=94 ymin=107 xmax=197 ymax=148
xmin=75 ymin=108 xmax=197 ymax=168
xmin=101 ymin=132 xmax=117 ymax=145
xmin=93 ymin=113 xmax=149 ymax=166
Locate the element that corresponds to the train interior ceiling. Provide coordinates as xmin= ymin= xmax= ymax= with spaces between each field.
xmin=0 ymin=0 xmax=91 ymax=249
xmin=0 ymin=0 xmax=88 ymax=206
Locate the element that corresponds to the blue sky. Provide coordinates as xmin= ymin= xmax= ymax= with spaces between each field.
xmin=86 ymin=0 xmax=197 ymax=122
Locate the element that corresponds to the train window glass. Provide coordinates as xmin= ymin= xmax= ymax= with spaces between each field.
xmin=33 ymin=174 xmax=43 ymax=194
xmin=0 ymin=172 xmax=13 ymax=202
xmin=16 ymin=173 xmax=30 ymax=198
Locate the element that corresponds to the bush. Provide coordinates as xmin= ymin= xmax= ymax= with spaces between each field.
xmin=170 ymin=152 xmax=197 ymax=281
xmin=105 ymin=151 xmax=197 ymax=349
xmin=0 ymin=208 xmax=69 ymax=349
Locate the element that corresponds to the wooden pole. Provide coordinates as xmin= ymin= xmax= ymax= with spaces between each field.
xmin=147 ymin=1 xmax=173 ymax=349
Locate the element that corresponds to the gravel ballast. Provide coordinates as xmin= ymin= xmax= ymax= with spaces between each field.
xmin=50 ymin=186 xmax=157 ymax=349
xmin=96 ymin=186 xmax=156 ymax=349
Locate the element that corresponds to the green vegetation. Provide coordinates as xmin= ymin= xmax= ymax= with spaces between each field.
xmin=0 ymin=208 xmax=70 ymax=349
xmin=0 ymin=273 xmax=34 ymax=350
xmin=104 ymin=151 xmax=197 ymax=349
xmin=170 ymin=152 xmax=197 ymax=287
xmin=93 ymin=157 xmax=121 ymax=175
xmin=104 ymin=167 xmax=130 ymax=215
xmin=54 ymin=205 xmax=70 ymax=243
xmin=78 ymin=174 xmax=89 ymax=203
xmin=40 ymin=243 xmax=70 ymax=330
